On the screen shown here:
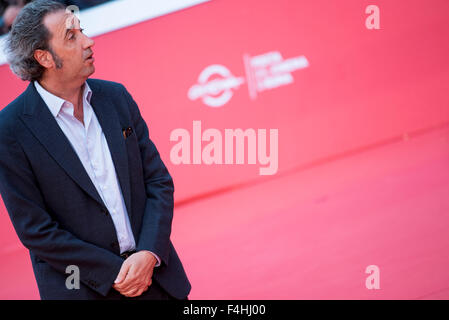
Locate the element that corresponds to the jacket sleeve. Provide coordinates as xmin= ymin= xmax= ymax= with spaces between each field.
xmin=0 ymin=131 xmax=124 ymax=297
xmin=120 ymin=85 xmax=174 ymax=267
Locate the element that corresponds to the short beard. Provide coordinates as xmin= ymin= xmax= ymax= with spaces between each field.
xmin=48 ymin=46 xmax=63 ymax=69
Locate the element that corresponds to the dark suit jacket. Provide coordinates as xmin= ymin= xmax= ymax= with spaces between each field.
xmin=0 ymin=79 xmax=191 ymax=299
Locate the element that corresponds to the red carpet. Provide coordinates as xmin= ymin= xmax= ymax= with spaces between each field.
xmin=1 ymin=123 xmax=448 ymax=299
xmin=172 ymin=125 xmax=449 ymax=299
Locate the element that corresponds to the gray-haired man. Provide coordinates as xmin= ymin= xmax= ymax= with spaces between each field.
xmin=0 ymin=0 xmax=191 ymax=300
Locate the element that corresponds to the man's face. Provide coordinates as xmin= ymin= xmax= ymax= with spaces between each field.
xmin=42 ymin=10 xmax=95 ymax=82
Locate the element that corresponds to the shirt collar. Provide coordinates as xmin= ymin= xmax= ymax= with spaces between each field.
xmin=34 ymin=80 xmax=92 ymax=118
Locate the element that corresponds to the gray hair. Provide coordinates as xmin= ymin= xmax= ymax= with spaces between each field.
xmin=4 ymin=0 xmax=66 ymax=81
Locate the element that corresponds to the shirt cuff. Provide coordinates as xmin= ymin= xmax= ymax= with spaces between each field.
xmin=143 ymin=250 xmax=161 ymax=267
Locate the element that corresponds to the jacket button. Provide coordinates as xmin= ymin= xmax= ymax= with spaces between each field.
xmin=101 ymin=208 xmax=109 ymax=216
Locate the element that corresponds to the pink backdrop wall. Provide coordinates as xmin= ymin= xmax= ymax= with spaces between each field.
xmin=1 ymin=0 xmax=447 ymax=203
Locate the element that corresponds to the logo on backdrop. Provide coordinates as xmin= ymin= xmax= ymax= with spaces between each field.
xmin=188 ymin=65 xmax=245 ymax=107
xmin=188 ymin=51 xmax=309 ymax=107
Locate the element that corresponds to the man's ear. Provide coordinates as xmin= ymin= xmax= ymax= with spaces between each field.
xmin=34 ymin=49 xmax=53 ymax=69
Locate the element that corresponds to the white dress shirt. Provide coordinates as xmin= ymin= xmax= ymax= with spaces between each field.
xmin=34 ymin=81 xmax=160 ymax=267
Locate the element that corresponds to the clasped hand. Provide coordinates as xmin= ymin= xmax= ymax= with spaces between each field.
xmin=113 ymin=250 xmax=157 ymax=297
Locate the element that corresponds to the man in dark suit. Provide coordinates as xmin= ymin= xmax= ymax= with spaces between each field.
xmin=0 ymin=0 xmax=191 ymax=299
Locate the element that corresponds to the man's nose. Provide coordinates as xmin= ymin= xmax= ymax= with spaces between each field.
xmin=83 ymin=34 xmax=95 ymax=49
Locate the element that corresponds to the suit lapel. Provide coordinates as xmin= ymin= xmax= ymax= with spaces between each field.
xmin=20 ymin=83 xmax=105 ymax=208
xmin=88 ymin=80 xmax=132 ymax=218
xmin=19 ymin=81 xmax=132 ymax=218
